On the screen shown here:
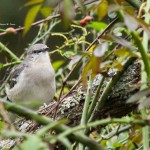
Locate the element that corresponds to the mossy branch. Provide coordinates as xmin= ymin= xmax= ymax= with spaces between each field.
xmin=0 ymin=100 xmax=104 ymax=150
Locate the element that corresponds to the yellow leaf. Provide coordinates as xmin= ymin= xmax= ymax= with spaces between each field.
xmin=100 ymin=59 xmax=123 ymax=71
xmin=91 ymin=56 xmax=102 ymax=78
xmin=23 ymin=4 xmax=41 ymax=36
xmin=114 ymin=47 xmax=131 ymax=56
xmin=97 ymin=0 xmax=108 ymax=21
xmin=40 ymin=7 xmax=52 ymax=18
xmin=112 ymin=60 xmax=123 ymax=71
xmin=52 ymin=60 xmax=64 ymax=71
xmin=82 ymin=55 xmax=101 ymax=87
xmin=24 ymin=0 xmax=43 ymax=7
xmin=122 ymin=126 xmax=142 ymax=150
xmin=82 ymin=59 xmax=93 ymax=87
xmin=114 ymin=47 xmax=137 ymax=57
xmin=89 ymin=45 xmax=96 ymax=52
xmin=101 ymin=35 xmax=113 ymax=42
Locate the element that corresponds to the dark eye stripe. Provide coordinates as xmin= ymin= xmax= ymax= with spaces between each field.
xmin=33 ymin=50 xmax=42 ymax=54
xmin=31 ymin=47 xmax=49 ymax=54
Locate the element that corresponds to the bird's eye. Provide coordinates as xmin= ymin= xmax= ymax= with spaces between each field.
xmin=33 ymin=51 xmax=38 ymax=54
xmin=32 ymin=50 xmax=43 ymax=54
xmin=33 ymin=50 xmax=39 ymax=54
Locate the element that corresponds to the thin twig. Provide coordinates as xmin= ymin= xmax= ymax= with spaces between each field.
xmin=0 ymin=42 xmax=20 ymax=61
xmin=56 ymin=117 xmax=149 ymax=139
xmin=59 ymin=17 xmax=119 ymax=101
xmin=51 ymin=17 xmax=119 ymax=119
xmin=61 ymin=77 xmax=81 ymax=100
xmin=1 ymin=61 xmax=21 ymax=69
xmin=51 ymin=17 xmax=119 ymax=120
xmin=0 ymin=0 xmax=100 ymax=37
xmin=0 ymin=14 xmax=61 ymax=36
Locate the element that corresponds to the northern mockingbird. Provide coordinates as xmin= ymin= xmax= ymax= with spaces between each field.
xmin=6 ymin=43 xmax=56 ymax=108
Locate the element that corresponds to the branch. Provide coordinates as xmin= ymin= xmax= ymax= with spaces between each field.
xmin=59 ymin=17 xmax=119 ymax=101
xmin=0 ymin=0 xmax=101 ymax=37
xmin=0 ymin=100 xmax=104 ymax=150
xmin=1 ymin=61 xmax=21 ymax=69
xmin=0 ymin=14 xmax=61 ymax=36
xmin=58 ymin=118 xmax=150 ymax=139
xmin=0 ymin=42 xmax=20 ymax=61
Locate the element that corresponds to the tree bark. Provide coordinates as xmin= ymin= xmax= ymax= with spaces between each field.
xmin=48 ymin=59 xmax=140 ymax=126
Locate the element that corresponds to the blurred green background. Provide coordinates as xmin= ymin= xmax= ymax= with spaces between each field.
xmin=0 ymin=0 xmax=67 ymax=81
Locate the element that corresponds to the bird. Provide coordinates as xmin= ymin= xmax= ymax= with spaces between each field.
xmin=6 ymin=43 xmax=56 ymax=109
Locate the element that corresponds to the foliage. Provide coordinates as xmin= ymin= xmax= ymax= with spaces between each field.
xmin=0 ymin=0 xmax=150 ymax=149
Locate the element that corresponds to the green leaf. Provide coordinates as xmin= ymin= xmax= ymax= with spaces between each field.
xmin=87 ymin=21 xmax=107 ymax=31
xmin=97 ymin=0 xmax=108 ymax=21
xmin=52 ymin=60 xmax=64 ymax=71
xmin=0 ymin=63 xmax=3 ymax=69
xmin=23 ymin=4 xmax=41 ymax=36
xmin=0 ymin=121 xmax=4 ymax=131
xmin=62 ymin=50 xmax=76 ymax=58
xmin=62 ymin=0 xmax=74 ymax=29
xmin=21 ymin=135 xmax=48 ymax=150
xmin=113 ymin=142 xmax=123 ymax=148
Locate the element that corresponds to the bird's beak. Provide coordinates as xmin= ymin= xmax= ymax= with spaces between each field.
xmin=45 ymin=46 xmax=49 ymax=51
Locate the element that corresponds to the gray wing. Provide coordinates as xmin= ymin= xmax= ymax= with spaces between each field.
xmin=9 ymin=63 xmax=28 ymax=89
xmin=6 ymin=63 xmax=27 ymax=102
xmin=9 ymin=55 xmax=32 ymax=89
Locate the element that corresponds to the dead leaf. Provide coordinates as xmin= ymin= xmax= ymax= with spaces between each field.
xmin=82 ymin=55 xmax=102 ymax=87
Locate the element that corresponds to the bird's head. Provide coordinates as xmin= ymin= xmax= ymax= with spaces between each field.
xmin=27 ymin=43 xmax=50 ymax=63
xmin=27 ymin=44 xmax=49 ymax=55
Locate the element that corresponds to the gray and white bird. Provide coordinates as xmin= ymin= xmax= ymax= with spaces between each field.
xmin=6 ymin=43 xmax=56 ymax=108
